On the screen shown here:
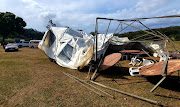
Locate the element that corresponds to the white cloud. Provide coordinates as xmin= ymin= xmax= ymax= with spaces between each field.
xmin=0 ymin=0 xmax=180 ymax=33
xmin=136 ymin=0 xmax=168 ymax=13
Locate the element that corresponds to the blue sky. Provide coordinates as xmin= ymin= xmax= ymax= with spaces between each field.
xmin=0 ymin=0 xmax=180 ymax=33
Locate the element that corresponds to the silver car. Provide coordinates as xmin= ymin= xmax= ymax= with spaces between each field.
xmin=5 ymin=44 xmax=19 ymax=52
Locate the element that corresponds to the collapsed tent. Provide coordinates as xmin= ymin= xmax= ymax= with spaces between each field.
xmin=109 ymin=36 xmax=169 ymax=56
xmin=109 ymin=36 xmax=154 ymax=54
xmin=39 ymin=27 xmax=94 ymax=69
xmin=38 ymin=27 xmax=113 ymax=69
xmin=110 ymin=36 xmax=130 ymax=45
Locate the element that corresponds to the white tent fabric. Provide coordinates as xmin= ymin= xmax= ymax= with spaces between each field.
xmin=110 ymin=36 xmax=129 ymax=45
xmin=149 ymin=40 xmax=168 ymax=57
xmin=39 ymin=27 xmax=67 ymax=59
xmin=39 ymin=27 xmax=94 ymax=69
xmin=96 ymin=33 xmax=113 ymax=51
xmin=39 ymin=27 xmax=113 ymax=69
xmin=94 ymin=33 xmax=113 ymax=58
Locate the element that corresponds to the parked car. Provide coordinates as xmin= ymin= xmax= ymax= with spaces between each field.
xmin=5 ymin=43 xmax=19 ymax=52
xmin=15 ymin=38 xmax=25 ymax=43
xmin=16 ymin=41 xmax=29 ymax=47
xmin=29 ymin=40 xmax=41 ymax=48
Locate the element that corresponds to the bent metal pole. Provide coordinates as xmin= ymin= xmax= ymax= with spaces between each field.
xmin=90 ymin=81 xmax=162 ymax=106
xmin=63 ymin=72 xmax=115 ymax=98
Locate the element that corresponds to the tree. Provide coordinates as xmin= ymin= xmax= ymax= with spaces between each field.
xmin=23 ymin=28 xmax=44 ymax=40
xmin=0 ymin=12 xmax=26 ymax=48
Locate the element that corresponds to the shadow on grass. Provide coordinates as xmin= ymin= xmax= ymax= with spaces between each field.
xmin=5 ymin=50 xmax=22 ymax=52
xmin=145 ymin=75 xmax=180 ymax=92
xmin=81 ymin=65 xmax=180 ymax=92
xmin=154 ymin=94 xmax=180 ymax=100
xmin=112 ymin=79 xmax=148 ymax=85
xmin=79 ymin=65 xmax=130 ymax=81
xmin=99 ymin=66 xmax=130 ymax=79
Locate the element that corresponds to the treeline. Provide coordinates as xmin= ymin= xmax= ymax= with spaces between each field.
xmin=22 ymin=28 xmax=44 ymax=40
xmin=14 ymin=26 xmax=180 ymax=41
xmin=114 ymin=26 xmax=180 ymax=41
xmin=0 ymin=28 xmax=44 ymax=41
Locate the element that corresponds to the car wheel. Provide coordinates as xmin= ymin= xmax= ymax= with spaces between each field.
xmin=31 ymin=46 xmax=34 ymax=48
xmin=5 ymin=49 xmax=8 ymax=52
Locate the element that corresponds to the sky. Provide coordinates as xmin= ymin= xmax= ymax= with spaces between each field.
xmin=0 ymin=0 xmax=180 ymax=33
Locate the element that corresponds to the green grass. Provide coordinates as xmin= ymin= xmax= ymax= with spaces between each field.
xmin=0 ymin=45 xmax=179 ymax=106
xmin=166 ymin=41 xmax=180 ymax=51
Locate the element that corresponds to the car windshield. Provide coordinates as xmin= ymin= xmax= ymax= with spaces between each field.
xmin=7 ymin=44 xmax=18 ymax=46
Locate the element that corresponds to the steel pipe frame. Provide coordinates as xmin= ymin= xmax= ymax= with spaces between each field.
xmin=90 ymin=15 xmax=180 ymax=81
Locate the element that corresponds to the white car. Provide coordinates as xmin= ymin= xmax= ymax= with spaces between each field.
xmin=29 ymin=40 xmax=41 ymax=48
xmin=5 ymin=44 xmax=19 ymax=52
xmin=16 ymin=41 xmax=29 ymax=47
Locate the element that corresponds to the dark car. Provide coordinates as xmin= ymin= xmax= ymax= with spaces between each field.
xmin=5 ymin=44 xmax=19 ymax=52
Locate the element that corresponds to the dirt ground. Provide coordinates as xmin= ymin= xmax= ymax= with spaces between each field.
xmin=0 ymin=46 xmax=179 ymax=107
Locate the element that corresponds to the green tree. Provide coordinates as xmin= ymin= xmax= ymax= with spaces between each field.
xmin=22 ymin=28 xmax=44 ymax=40
xmin=0 ymin=12 xmax=26 ymax=48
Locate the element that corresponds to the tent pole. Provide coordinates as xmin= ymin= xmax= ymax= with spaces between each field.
xmin=114 ymin=22 xmax=121 ymax=34
xmin=87 ymin=62 xmax=92 ymax=79
xmin=150 ymin=76 xmax=166 ymax=92
xmin=91 ymin=81 xmax=161 ymax=105
xmin=102 ymin=20 xmax=111 ymax=49
xmin=95 ymin=18 xmax=98 ymax=62
xmin=142 ymin=49 xmax=157 ymax=63
xmin=97 ymin=15 xmax=180 ymax=22
xmin=157 ymin=31 xmax=180 ymax=51
xmin=63 ymin=72 xmax=115 ymax=98
xmin=117 ymin=21 xmax=136 ymax=34
xmin=150 ymin=54 xmax=168 ymax=92
xmin=178 ymin=70 xmax=180 ymax=84
xmin=63 ymin=72 xmax=103 ymax=97
xmin=137 ymin=20 xmax=159 ymax=35
xmin=118 ymin=21 xmax=165 ymax=40
xmin=91 ymin=43 xmax=108 ymax=81
xmin=91 ymin=20 xmax=112 ymax=81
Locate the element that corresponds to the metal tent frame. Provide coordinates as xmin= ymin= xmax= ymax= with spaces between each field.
xmin=89 ymin=15 xmax=180 ymax=92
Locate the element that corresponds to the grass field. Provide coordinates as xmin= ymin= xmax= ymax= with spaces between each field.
xmin=0 ymin=45 xmax=180 ymax=106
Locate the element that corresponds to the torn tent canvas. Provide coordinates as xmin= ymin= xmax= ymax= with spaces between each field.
xmin=39 ymin=27 xmax=94 ymax=69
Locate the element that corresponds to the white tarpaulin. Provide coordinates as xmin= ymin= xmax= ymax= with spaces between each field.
xmin=39 ymin=27 xmax=94 ymax=69
xmin=110 ymin=36 xmax=129 ymax=45
xmin=149 ymin=40 xmax=168 ymax=57
xmin=39 ymin=27 xmax=113 ymax=69
xmin=94 ymin=33 xmax=113 ymax=58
